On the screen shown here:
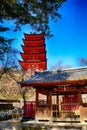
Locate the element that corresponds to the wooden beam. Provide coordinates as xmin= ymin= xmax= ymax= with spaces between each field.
xmin=53 ymin=90 xmax=78 ymax=95
xmin=21 ymin=79 xmax=87 ymax=88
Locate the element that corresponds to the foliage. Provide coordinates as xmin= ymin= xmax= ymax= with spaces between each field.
xmin=0 ymin=111 xmax=12 ymax=121
xmin=0 ymin=27 xmax=14 ymax=61
xmin=0 ymin=0 xmax=66 ymax=38
xmin=0 ymin=14 xmax=14 ymax=61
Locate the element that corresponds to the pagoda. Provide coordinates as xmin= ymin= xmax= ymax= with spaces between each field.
xmin=19 ymin=33 xmax=47 ymax=72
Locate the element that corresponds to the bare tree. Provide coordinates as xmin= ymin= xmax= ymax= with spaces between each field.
xmin=0 ymin=48 xmax=18 ymax=79
xmin=0 ymin=48 xmax=19 ymax=99
xmin=0 ymin=66 xmax=34 ymax=101
xmin=50 ymin=60 xmax=72 ymax=71
xmin=78 ymin=57 xmax=87 ymax=66
xmin=0 ymin=48 xmax=34 ymax=101
xmin=7 ymin=68 xmax=34 ymax=102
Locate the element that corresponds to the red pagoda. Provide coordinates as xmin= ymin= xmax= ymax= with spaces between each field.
xmin=19 ymin=33 xmax=47 ymax=72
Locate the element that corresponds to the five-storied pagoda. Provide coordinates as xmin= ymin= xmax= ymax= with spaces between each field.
xmin=19 ymin=33 xmax=47 ymax=72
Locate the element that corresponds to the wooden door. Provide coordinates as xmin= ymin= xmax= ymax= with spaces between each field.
xmin=52 ymin=94 xmax=79 ymax=119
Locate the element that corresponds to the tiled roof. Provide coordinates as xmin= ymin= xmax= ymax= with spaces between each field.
xmin=22 ymin=67 xmax=87 ymax=86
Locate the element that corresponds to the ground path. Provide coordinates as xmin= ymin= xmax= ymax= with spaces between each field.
xmin=0 ymin=120 xmax=87 ymax=130
xmin=0 ymin=120 xmax=12 ymax=130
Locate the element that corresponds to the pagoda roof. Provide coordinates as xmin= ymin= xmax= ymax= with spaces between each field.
xmin=24 ymin=33 xmax=44 ymax=41
xmin=22 ymin=45 xmax=45 ymax=50
xmin=23 ymin=39 xmax=45 ymax=47
xmin=21 ymin=46 xmax=46 ymax=54
xmin=19 ymin=59 xmax=47 ymax=63
xmin=20 ymin=52 xmax=46 ymax=56
xmin=21 ymin=66 xmax=87 ymax=87
xmin=20 ymin=53 xmax=46 ymax=60
xmin=19 ymin=60 xmax=47 ymax=71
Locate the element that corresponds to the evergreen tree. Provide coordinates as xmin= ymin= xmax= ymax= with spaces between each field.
xmin=0 ymin=0 xmax=66 ymax=37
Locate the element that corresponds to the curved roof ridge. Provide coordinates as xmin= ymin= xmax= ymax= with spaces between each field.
xmin=62 ymin=66 xmax=87 ymax=71
xmin=34 ymin=66 xmax=87 ymax=75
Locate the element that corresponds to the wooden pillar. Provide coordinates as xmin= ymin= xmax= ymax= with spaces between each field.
xmin=36 ymin=88 xmax=39 ymax=105
xmin=35 ymin=88 xmax=39 ymax=119
xmin=78 ymin=87 xmax=83 ymax=121
xmin=47 ymin=92 xmax=49 ymax=104
xmin=48 ymin=90 xmax=52 ymax=118
xmin=78 ymin=89 xmax=82 ymax=106
xmin=57 ymin=95 xmax=59 ymax=104
xmin=57 ymin=95 xmax=60 ymax=117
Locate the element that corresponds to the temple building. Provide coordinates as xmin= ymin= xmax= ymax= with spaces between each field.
xmin=21 ymin=66 xmax=87 ymax=122
xmin=19 ymin=33 xmax=47 ymax=72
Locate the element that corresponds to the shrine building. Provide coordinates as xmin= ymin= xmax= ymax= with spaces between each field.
xmin=21 ymin=66 xmax=87 ymax=122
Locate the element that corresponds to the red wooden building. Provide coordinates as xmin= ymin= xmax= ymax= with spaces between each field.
xmin=21 ymin=67 xmax=87 ymax=122
xmin=19 ymin=33 xmax=47 ymax=72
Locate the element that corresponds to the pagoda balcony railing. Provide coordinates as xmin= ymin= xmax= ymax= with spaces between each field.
xmin=26 ymin=59 xmax=46 ymax=62
xmin=24 ymin=51 xmax=46 ymax=54
xmin=22 ymin=45 xmax=45 ymax=49
xmin=23 ymin=44 xmax=46 ymax=47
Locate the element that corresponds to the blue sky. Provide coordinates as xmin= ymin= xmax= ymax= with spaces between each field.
xmin=46 ymin=0 xmax=87 ymax=69
xmin=2 ymin=0 xmax=87 ymax=70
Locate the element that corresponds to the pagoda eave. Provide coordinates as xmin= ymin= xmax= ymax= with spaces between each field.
xmin=22 ymin=39 xmax=45 ymax=47
xmin=20 ymin=53 xmax=46 ymax=61
xmin=20 ymin=51 xmax=47 ymax=55
xmin=19 ymin=60 xmax=47 ymax=64
xmin=22 ymin=45 xmax=46 ymax=49
xmin=24 ymin=33 xmax=44 ymax=41
xmin=19 ymin=60 xmax=47 ymax=71
xmin=20 ymin=52 xmax=46 ymax=56
xmin=21 ymin=45 xmax=46 ymax=54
